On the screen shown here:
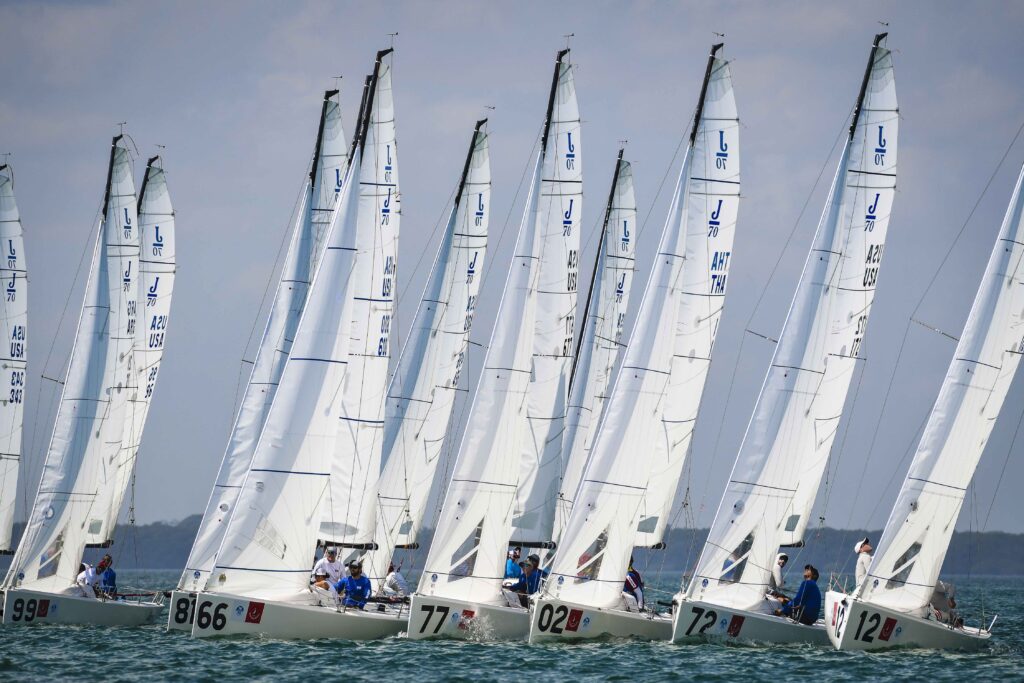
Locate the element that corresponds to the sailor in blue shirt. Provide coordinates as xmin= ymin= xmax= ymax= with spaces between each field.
xmin=99 ymin=554 xmax=117 ymax=598
xmin=775 ymin=564 xmax=822 ymax=625
xmin=508 ymin=554 xmax=548 ymax=607
xmin=505 ymin=546 xmax=523 ymax=580
xmin=334 ymin=560 xmax=372 ymax=609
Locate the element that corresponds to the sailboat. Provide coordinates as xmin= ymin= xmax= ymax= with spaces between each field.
xmin=189 ymin=49 xmax=407 ymax=640
xmin=2 ymin=137 xmax=177 ymax=626
xmin=672 ymin=33 xmax=898 ymax=645
xmin=550 ymin=149 xmax=637 ymax=549
xmin=824 ymin=162 xmax=1024 ymax=651
xmin=360 ymin=120 xmax=491 ymax=591
xmin=530 ymin=42 xmax=740 ymax=643
xmin=408 ymin=48 xmax=581 ymax=641
xmin=169 ymin=88 xmax=347 ymax=631
xmin=0 ymin=163 xmax=27 ymax=556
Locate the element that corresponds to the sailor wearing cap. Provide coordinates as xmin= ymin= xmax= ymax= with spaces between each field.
xmin=312 ymin=547 xmax=345 ymax=591
xmin=854 ymin=537 xmax=873 ymax=588
xmin=334 ymin=560 xmax=373 ymax=609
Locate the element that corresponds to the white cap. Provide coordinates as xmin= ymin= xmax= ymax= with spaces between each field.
xmin=854 ymin=537 xmax=870 ymax=553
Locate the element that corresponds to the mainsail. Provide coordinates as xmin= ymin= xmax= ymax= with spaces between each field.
xmin=179 ymin=90 xmax=347 ymax=590
xmin=859 ymin=162 xmax=1024 ymax=616
xmin=0 ymin=163 xmax=27 ymax=553
xmin=4 ymin=136 xmax=139 ymax=592
xmin=510 ymin=48 xmax=582 ymax=545
xmin=206 ymin=50 xmax=394 ymax=600
xmin=363 ymin=120 xmax=490 ymax=588
xmin=551 ymin=150 xmax=636 ymax=546
xmin=95 ymin=157 xmax=177 ymax=544
xmin=544 ymin=44 xmax=738 ymax=609
xmin=687 ymin=34 xmax=898 ymax=611
xmin=319 ymin=49 xmax=400 ymax=546
xmin=418 ymin=49 xmax=579 ymax=605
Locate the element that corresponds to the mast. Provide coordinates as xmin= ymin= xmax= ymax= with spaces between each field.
xmin=850 ymin=33 xmax=888 ymax=139
xmin=311 ymin=89 xmax=340 ymax=186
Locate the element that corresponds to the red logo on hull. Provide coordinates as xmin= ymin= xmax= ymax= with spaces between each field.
xmin=458 ymin=610 xmax=475 ymax=630
xmin=37 ymin=599 xmax=50 ymax=618
xmin=727 ymin=615 xmax=745 ymax=637
xmin=565 ymin=609 xmax=584 ymax=632
xmin=245 ymin=601 xmax=265 ymax=624
xmin=879 ymin=617 xmax=898 ymax=641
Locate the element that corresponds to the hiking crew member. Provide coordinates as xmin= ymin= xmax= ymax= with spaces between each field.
xmin=312 ymin=547 xmax=345 ymax=590
xmin=774 ymin=564 xmax=822 ymax=626
xmin=854 ymin=538 xmax=873 ymax=589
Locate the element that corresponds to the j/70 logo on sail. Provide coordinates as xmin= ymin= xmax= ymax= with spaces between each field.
xmin=865 ymin=193 xmax=881 ymax=232
xmin=475 ymin=193 xmax=485 ymax=227
xmin=7 ymin=239 xmax=16 ymax=268
xmin=708 ymin=199 xmax=724 ymax=237
xmin=874 ymin=126 xmax=887 ymax=165
xmin=716 ymin=131 xmax=729 ymax=170
xmin=621 ymin=219 xmax=630 ymax=251
xmin=565 ymin=132 xmax=575 ymax=170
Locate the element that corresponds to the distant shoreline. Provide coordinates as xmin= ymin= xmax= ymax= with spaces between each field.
xmin=4 ymin=516 xmax=1022 ymax=575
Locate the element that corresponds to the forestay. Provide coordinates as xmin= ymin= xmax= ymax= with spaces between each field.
xmin=418 ymin=50 xmax=576 ymax=605
xmin=859 ymin=162 xmax=1024 ymax=616
xmin=552 ymin=151 xmax=636 ymax=546
xmin=99 ymin=157 xmax=177 ymax=544
xmin=4 ymin=136 xmax=139 ymax=592
xmin=687 ymin=35 xmax=898 ymax=611
xmin=0 ymin=163 xmax=27 ymax=553
xmin=362 ymin=121 xmax=490 ymax=588
xmin=319 ymin=49 xmax=400 ymax=546
xmin=510 ymin=49 xmax=582 ymax=545
xmin=204 ymin=148 xmax=362 ymax=600
xmin=180 ymin=90 xmax=347 ymax=591
xmin=544 ymin=45 xmax=738 ymax=610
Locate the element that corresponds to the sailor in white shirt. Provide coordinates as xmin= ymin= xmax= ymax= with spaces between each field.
xmin=769 ymin=552 xmax=789 ymax=597
xmin=854 ymin=537 xmax=873 ymax=589
xmin=382 ymin=563 xmax=409 ymax=597
xmin=311 ymin=548 xmax=345 ymax=591
xmin=75 ymin=556 xmax=110 ymax=599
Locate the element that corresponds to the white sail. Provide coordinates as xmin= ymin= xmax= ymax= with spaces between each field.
xmin=544 ymin=46 xmax=738 ymax=609
xmin=635 ymin=54 xmax=742 ymax=547
xmin=687 ymin=35 xmax=897 ymax=611
xmin=179 ymin=90 xmax=346 ymax=591
xmin=96 ymin=157 xmax=177 ymax=543
xmin=204 ymin=148 xmax=361 ymax=600
xmin=551 ymin=151 xmax=636 ymax=546
xmin=4 ymin=136 xmax=139 ymax=592
xmin=510 ymin=49 xmax=582 ymax=545
xmin=859 ymin=163 xmax=1024 ymax=616
xmin=319 ymin=49 xmax=400 ymax=546
xmin=363 ymin=121 xmax=490 ymax=588
xmin=418 ymin=52 xmax=575 ymax=606
xmin=0 ymin=163 xmax=27 ymax=552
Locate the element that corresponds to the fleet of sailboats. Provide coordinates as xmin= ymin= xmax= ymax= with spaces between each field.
xmin=0 ymin=34 xmax=1017 ymax=654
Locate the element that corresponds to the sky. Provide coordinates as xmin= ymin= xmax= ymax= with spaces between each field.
xmin=2 ymin=0 xmax=1024 ymax=540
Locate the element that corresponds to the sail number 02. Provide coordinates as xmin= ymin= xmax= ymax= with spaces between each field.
xmin=196 ymin=600 xmax=228 ymax=631
xmin=536 ymin=603 xmax=571 ymax=634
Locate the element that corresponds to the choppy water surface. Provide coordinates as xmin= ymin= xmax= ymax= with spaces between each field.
xmin=0 ymin=572 xmax=1020 ymax=682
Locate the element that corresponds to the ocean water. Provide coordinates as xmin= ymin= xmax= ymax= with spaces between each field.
xmin=0 ymin=571 xmax=1021 ymax=682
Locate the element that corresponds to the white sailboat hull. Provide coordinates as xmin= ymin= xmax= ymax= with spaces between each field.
xmin=166 ymin=589 xmax=196 ymax=631
xmin=528 ymin=596 xmax=671 ymax=643
xmin=407 ymin=594 xmax=529 ymax=641
xmin=188 ymin=591 xmax=407 ymax=640
xmin=1 ymin=588 xmax=162 ymax=627
xmin=670 ymin=597 xmax=829 ymax=645
xmin=824 ymin=591 xmax=990 ymax=651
